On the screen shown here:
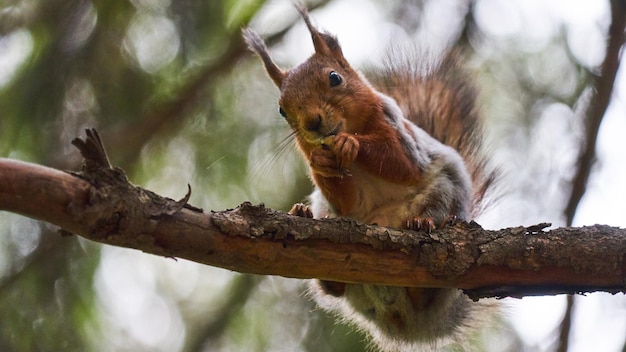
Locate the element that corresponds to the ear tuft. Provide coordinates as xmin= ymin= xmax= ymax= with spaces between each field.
xmin=242 ymin=27 xmax=286 ymax=88
xmin=295 ymin=5 xmax=346 ymax=63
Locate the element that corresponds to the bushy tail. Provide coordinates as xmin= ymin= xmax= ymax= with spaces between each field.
xmin=366 ymin=50 xmax=497 ymax=216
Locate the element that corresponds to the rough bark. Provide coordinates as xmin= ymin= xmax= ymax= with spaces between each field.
xmin=0 ymin=130 xmax=624 ymax=300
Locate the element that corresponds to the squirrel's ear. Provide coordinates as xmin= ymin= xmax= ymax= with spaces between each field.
xmin=242 ymin=28 xmax=286 ymax=87
xmin=296 ymin=5 xmax=346 ymax=64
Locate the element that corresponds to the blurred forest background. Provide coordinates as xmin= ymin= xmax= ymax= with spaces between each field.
xmin=1 ymin=0 xmax=625 ymax=351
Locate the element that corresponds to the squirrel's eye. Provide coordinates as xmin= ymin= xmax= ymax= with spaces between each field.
xmin=278 ymin=106 xmax=287 ymax=118
xmin=329 ymin=71 xmax=342 ymax=87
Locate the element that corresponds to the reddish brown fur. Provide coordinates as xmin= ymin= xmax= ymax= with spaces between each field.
xmin=366 ymin=53 xmax=497 ymax=216
xmin=263 ymin=19 xmax=425 ymax=217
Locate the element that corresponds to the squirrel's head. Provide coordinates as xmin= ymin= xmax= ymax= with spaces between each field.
xmin=243 ymin=6 xmax=381 ymax=147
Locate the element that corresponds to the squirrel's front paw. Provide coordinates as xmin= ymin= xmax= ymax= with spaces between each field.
xmin=289 ymin=203 xmax=313 ymax=218
xmin=309 ymin=146 xmax=344 ymax=177
xmin=310 ymin=133 xmax=359 ymax=177
xmin=331 ymin=132 xmax=359 ymax=171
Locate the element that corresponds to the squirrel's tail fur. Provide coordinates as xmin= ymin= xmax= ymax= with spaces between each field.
xmin=366 ymin=50 xmax=497 ymax=217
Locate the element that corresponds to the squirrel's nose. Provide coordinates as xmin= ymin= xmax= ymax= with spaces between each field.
xmin=303 ymin=114 xmax=322 ymax=132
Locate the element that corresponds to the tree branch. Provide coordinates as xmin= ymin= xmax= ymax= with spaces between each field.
xmin=0 ymin=131 xmax=624 ymax=301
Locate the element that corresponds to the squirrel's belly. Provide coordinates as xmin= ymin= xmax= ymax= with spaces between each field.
xmin=347 ymin=167 xmax=422 ymax=228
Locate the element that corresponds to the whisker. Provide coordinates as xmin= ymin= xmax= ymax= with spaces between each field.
xmin=206 ymin=155 xmax=227 ymax=171
xmin=247 ymin=128 xmax=301 ymax=186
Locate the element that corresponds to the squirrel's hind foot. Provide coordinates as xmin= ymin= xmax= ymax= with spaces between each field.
xmin=406 ymin=214 xmax=458 ymax=233
xmin=406 ymin=216 xmax=436 ymax=233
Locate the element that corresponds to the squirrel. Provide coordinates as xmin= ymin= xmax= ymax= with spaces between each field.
xmin=243 ymin=6 xmax=496 ymax=352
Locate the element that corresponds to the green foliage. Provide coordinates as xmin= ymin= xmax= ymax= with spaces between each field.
xmin=0 ymin=228 xmax=100 ymax=351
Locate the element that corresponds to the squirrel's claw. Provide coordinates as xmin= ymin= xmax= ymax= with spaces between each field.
xmin=309 ymin=133 xmax=358 ymax=177
xmin=442 ymin=214 xmax=458 ymax=227
xmin=406 ymin=214 xmax=458 ymax=233
xmin=332 ymin=132 xmax=359 ymax=171
xmin=289 ymin=203 xmax=314 ymax=218
xmin=310 ymin=145 xmax=348 ymax=178
xmin=407 ymin=216 xmax=436 ymax=233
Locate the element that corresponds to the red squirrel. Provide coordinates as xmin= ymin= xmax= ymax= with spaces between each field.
xmin=243 ymin=7 xmax=496 ymax=351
